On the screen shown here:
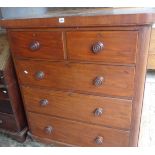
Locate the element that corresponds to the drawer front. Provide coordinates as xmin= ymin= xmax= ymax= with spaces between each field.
xmin=16 ymin=60 xmax=135 ymax=98
xmin=66 ymin=31 xmax=138 ymax=64
xmin=0 ymin=100 xmax=13 ymax=114
xmin=0 ymin=112 xmax=17 ymax=132
xmin=9 ymin=31 xmax=64 ymax=60
xmin=28 ymin=112 xmax=130 ymax=146
xmin=22 ymin=86 xmax=132 ymax=129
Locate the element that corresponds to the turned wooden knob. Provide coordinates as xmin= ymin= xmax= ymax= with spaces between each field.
xmin=93 ymin=76 xmax=104 ymax=86
xmin=40 ymin=99 xmax=48 ymax=106
xmin=95 ymin=136 xmax=104 ymax=145
xmin=92 ymin=42 xmax=104 ymax=54
xmin=35 ymin=71 xmax=45 ymax=80
xmin=29 ymin=41 xmax=40 ymax=51
xmin=44 ymin=126 xmax=53 ymax=134
xmin=94 ymin=108 xmax=103 ymax=116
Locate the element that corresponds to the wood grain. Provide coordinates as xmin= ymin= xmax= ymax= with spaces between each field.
xmin=9 ymin=31 xmax=64 ymax=60
xmin=1 ymin=12 xmax=155 ymax=28
xmin=67 ymin=31 xmax=138 ymax=64
xmin=15 ymin=59 xmax=135 ymax=98
xmin=129 ymin=26 xmax=152 ymax=146
xmin=22 ymin=86 xmax=132 ymax=130
xmin=28 ymin=112 xmax=130 ymax=147
xmin=3 ymin=10 xmax=155 ymax=146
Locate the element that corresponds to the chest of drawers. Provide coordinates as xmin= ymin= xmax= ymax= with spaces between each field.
xmin=1 ymin=8 xmax=155 ymax=146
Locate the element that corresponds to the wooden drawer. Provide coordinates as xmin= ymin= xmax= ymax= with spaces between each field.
xmin=22 ymin=86 xmax=132 ymax=129
xmin=9 ymin=31 xmax=64 ymax=60
xmin=66 ymin=31 xmax=138 ymax=64
xmin=0 ymin=112 xmax=17 ymax=132
xmin=16 ymin=59 xmax=135 ymax=98
xmin=28 ymin=112 xmax=130 ymax=146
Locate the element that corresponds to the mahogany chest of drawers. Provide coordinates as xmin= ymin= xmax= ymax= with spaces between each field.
xmin=0 ymin=33 xmax=27 ymax=141
xmin=1 ymin=8 xmax=155 ymax=146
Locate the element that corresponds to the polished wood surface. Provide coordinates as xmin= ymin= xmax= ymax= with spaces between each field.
xmin=3 ymin=9 xmax=155 ymax=146
xmin=22 ymin=86 xmax=132 ymax=129
xmin=129 ymin=26 xmax=151 ymax=146
xmin=15 ymin=59 xmax=135 ymax=98
xmin=67 ymin=31 xmax=138 ymax=64
xmin=28 ymin=112 xmax=129 ymax=147
xmin=9 ymin=31 xmax=64 ymax=60
xmin=0 ymin=8 xmax=155 ymax=28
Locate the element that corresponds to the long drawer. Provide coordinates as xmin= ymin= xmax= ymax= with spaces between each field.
xmin=22 ymin=86 xmax=132 ymax=129
xmin=66 ymin=31 xmax=138 ymax=64
xmin=9 ymin=31 xmax=64 ymax=60
xmin=28 ymin=112 xmax=130 ymax=146
xmin=15 ymin=60 xmax=135 ymax=98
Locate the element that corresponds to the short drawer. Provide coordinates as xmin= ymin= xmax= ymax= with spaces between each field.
xmin=22 ymin=86 xmax=132 ymax=129
xmin=0 ymin=112 xmax=17 ymax=132
xmin=28 ymin=112 xmax=130 ymax=146
xmin=16 ymin=59 xmax=135 ymax=98
xmin=9 ymin=31 xmax=64 ymax=60
xmin=66 ymin=31 xmax=138 ymax=64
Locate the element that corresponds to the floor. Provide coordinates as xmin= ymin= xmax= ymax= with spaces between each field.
xmin=0 ymin=71 xmax=155 ymax=147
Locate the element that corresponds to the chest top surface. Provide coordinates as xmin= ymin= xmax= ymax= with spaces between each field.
xmin=0 ymin=8 xmax=155 ymax=28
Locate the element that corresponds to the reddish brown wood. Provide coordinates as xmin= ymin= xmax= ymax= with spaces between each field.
xmin=9 ymin=31 xmax=64 ymax=60
xmin=0 ymin=12 xmax=155 ymax=28
xmin=129 ymin=26 xmax=152 ymax=146
xmin=67 ymin=31 xmax=138 ymax=64
xmin=28 ymin=112 xmax=130 ymax=147
xmin=3 ymin=10 xmax=155 ymax=146
xmin=22 ymin=86 xmax=132 ymax=130
xmin=15 ymin=59 xmax=135 ymax=98
xmin=3 ymin=57 xmax=27 ymax=132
